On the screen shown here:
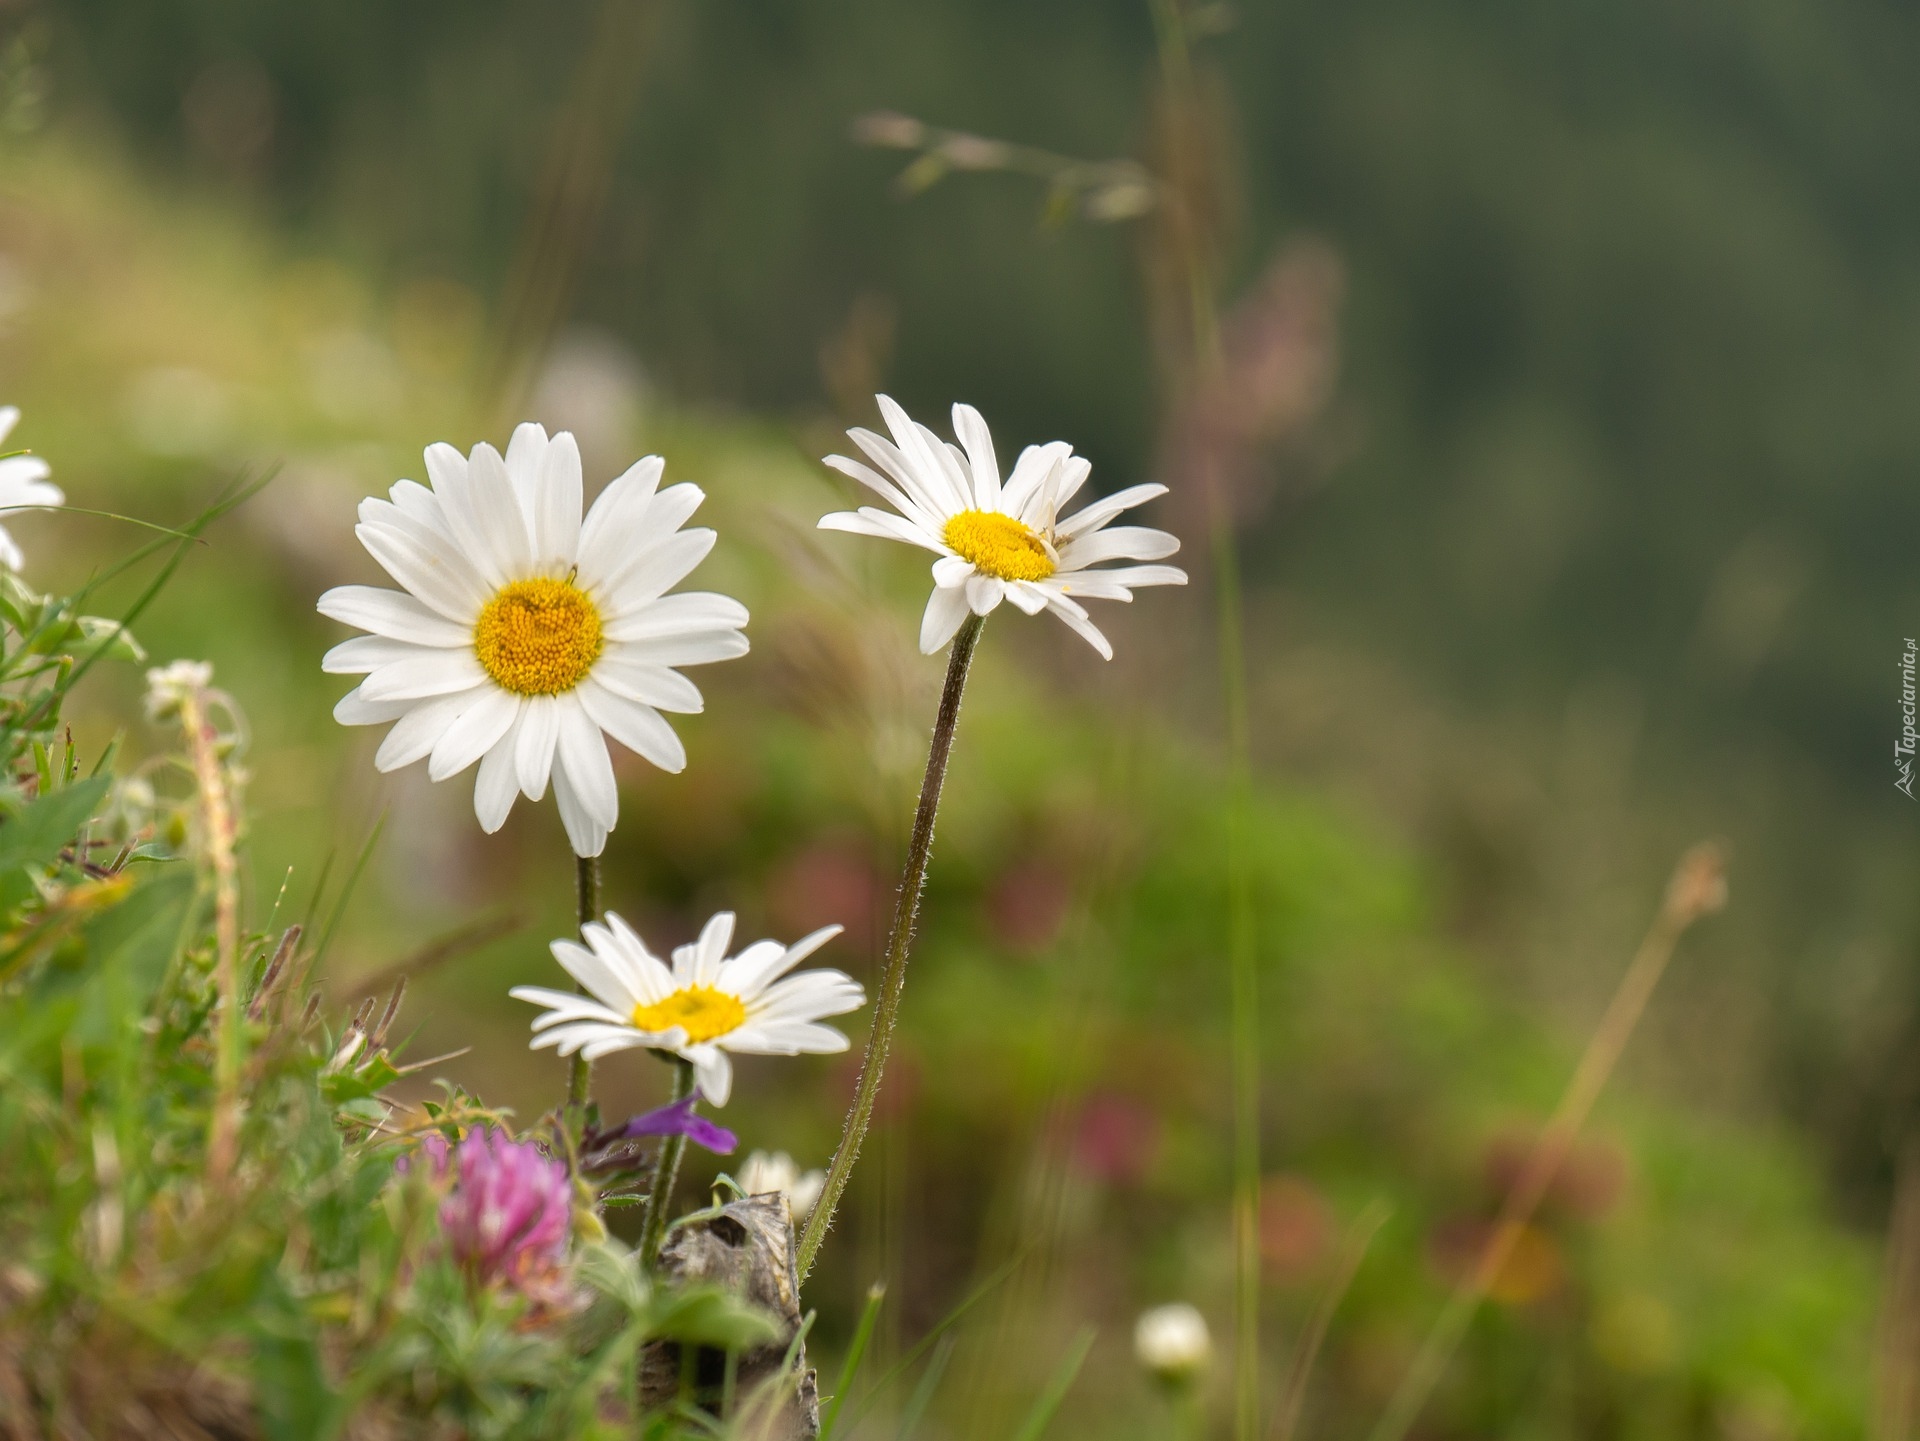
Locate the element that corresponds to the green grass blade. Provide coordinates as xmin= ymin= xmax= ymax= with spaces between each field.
xmin=894 ymin=1334 xmax=955 ymax=1440
xmin=818 ymin=1282 xmax=886 ymax=1441
xmin=1007 ymin=1326 xmax=1095 ymax=1441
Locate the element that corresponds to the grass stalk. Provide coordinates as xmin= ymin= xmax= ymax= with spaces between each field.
xmin=1146 ymin=2 xmax=1261 ymax=1432
xmin=639 ymin=1056 xmax=694 ymax=1268
xmin=181 ymin=686 xmax=242 ymax=1181
xmin=797 ymin=613 xmax=986 ymax=1281
xmin=1366 ymin=843 xmax=1728 ymax=1441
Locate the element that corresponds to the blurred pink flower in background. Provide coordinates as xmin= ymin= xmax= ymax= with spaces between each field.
xmin=988 ymin=859 xmax=1073 ymax=955
xmin=402 ymin=1130 xmax=574 ymax=1300
xmin=1072 ymin=1092 xmax=1162 ymax=1185
xmin=768 ymin=838 xmax=881 ymax=953
xmin=1258 ymin=1173 xmax=1333 ymax=1280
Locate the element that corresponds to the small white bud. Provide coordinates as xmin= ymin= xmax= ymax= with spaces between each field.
xmin=1134 ymin=1302 xmax=1212 ymax=1383
xmin=144 ymin=659 xmax=214 ymax=721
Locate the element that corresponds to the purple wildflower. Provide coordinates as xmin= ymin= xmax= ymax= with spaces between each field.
xmin=616 ymin=1092 xmax=737 ymax=1155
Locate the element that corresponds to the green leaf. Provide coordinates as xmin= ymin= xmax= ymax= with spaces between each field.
xmin=645 ymin=1284 xmax=781 ymax=1352
xmin=320 ymin=1052 xmax=400 ymax=1106
xmin=1008 ymin=1326 xmax=1096 ymax=1441
xmin=0 ymin=775 xmax=110 ymax=877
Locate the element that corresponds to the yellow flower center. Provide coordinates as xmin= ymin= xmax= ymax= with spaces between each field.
xmin=473 ymin=577 xmax=603 ymax=696
xmin=631 ymin=986 xmax=747 ymax=1043
xmin=942 ymin=509 xmax=1055 ymax=583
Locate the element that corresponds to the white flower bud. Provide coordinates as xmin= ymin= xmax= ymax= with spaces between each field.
xmin=1134 ymin=1302 xmax=1211 ymax=1383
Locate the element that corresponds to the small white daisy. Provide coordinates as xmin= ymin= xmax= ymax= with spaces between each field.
xmin=510 ymin=911 xmax=864 ymax=1106
xmin=734 ymin=1150 xmax=827 ymax=1219
xmin=0 ymin=406 xmax=65 ymax=571
xmin=318 ymin=425 xmax=748 ymax=857
xmin=818 ymin=395 xmax=1187 ymax=658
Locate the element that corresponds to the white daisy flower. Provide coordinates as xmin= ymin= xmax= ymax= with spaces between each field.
xmin=317 ymin=425 xmax=748 ymax=858
xmin=734 ymin=1150 xmax=826 ymax=1219
xmin=0 ymin=406 xmax=65 ymax=571
xmin=509 ymin=911 xmax=864 ymax=1106
xmin=818 ymin=395 xmax=1187 ymax=658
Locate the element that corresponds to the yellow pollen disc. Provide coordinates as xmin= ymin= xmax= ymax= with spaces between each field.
xmin=473 ymin=577 xmax=602 ymax=696
xmin=631 ymin=986 xmax=747 ymax=1043
xmin=942 ymin=509 xmax=1055 ymax=583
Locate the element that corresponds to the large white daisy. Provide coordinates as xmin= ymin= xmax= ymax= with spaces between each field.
xmin=510 ymin=911 xmax=864 ymax=1106
xmin=318 ymin=424 xmax=748 ymax=857
xmin=0 ymin=406 xmax=64 ymax=571
xmin=819 ymin=395 xmax=1187 ymax=658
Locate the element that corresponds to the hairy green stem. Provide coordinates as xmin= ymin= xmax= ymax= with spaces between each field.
xmin=796 ymin=612 xmax=985 ymax=1280
xmin=567 ymin=854 xmax=600 ymax=1139
xmin=640 ymin=1057 xmax=695 ymax=1268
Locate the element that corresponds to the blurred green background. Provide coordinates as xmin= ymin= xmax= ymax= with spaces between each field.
xmin=2 ymin=0 xmax=1915 ymax=1434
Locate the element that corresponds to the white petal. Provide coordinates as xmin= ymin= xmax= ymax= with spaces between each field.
xmin=373 ymin=689 xmax=484 ymax=771
xmin=726 ymin=1020 xmax=853 ymax=1055
xmin=1005 ymin=581 xmax=1049 ymax=615
xmin=322 ymin=635 xmax=443 ymax=675
xmin=1057 ymin=526 xmax=1181 ymax=569
xmin=356 ymin=520 xmax=488 ymax=622
xmin=616 ymin=630 xmax=749 ymax=668
xmin=595 ymin=528 xmax=717 ymax=611
xmin=474 ymin=730 xmax=520 ymax=832
xmin=964 ymin=574 xmax=1006 ymax=615
xmin=603 ymin=914 xmax=678 ymax=1002
xmin=694 ymin=912 xmax=735 ymax=986
xmin=552 ymin=755 xmax=608 ymax=857
xmin=509 ymin=986 xmax=630 ymax=1029
xmin=533 ymin=430 xmax=584 ymax=571
xmin=723 ymin=926 xmax=843 ymax=997
xmin=1055 ymin=483 xmax=1170 ymax=540
xmin=1000 ymin=442 xmax=1072 ymax=522
xmin=822 ymin=453 xmax=942 ymax=533
xmin=1057 ymin=563 xmax=1188 ymax=594
xmin=1044 ymin=594 xmax=1114 ymax=659
xmin=553 ymin=933 xmax=643 ymax=1011
xmin=931 ymin=555 xmax=975 ymax=589
xmin=358 ymin=649 xmax=488 ymax=703
xmin=818 ymin=508 xmax=947 ymax=554
xmin=465 ymin=442 xmax=535 ymax=581
xmin=918 ymin=584 xmax=971 ymax=654
xmin=556 ymin=698 xmax=619 ymax=829
xmin=0 ymin=406 xmax=15 ymax=444
xmin=688 ymin=1046 xmax=733 ymax=1107
xmin=385 ymin=479 xmax=453 ymax=538
xmin=428 ymin=686 xmax=519 ymax=781
xmin=590 ymin=655 xmax=703 ymax=713
xmin=515 ymin=696 xmax=560 ymax=800
xmin=576 ymin=679 xmax=686 ymax=772
xmin=577 ymin=455 xmax=666 ymax=583
xmin=951 ymin=403 xmax=1000 ymax=509
xmin=333 ymin=688 xmax=411 ymax=726
xmin=602 ymin=592 xmax=748 ymax=644
xmin=317 ymin=585 xmax=470 ymax=646
xmin=421 ymin=441 xmax=506 ymax=590
xmin=504 ymin=422 xmax=550 ymax=512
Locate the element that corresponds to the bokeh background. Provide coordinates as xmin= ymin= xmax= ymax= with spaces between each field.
xmin=2 ymin=0 xmax=1916 ymax=1435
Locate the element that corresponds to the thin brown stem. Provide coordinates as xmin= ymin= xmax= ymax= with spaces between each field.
xmin=567 ymin=854 xmax=601 ymax=1140
xmin=796 ymin=613 xmax=986 ymax=1280
xmin=1366 ymin=843 xmax=1727 ymax=1441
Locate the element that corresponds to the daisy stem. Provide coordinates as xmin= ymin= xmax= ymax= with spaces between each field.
xmin=640 ymin=1057 xmax=696 ymax=1268
xmin=567 ymin=855 xmax=601 ymax=1138
xmin=796 ymin=611 xmax=986 ymax=1282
